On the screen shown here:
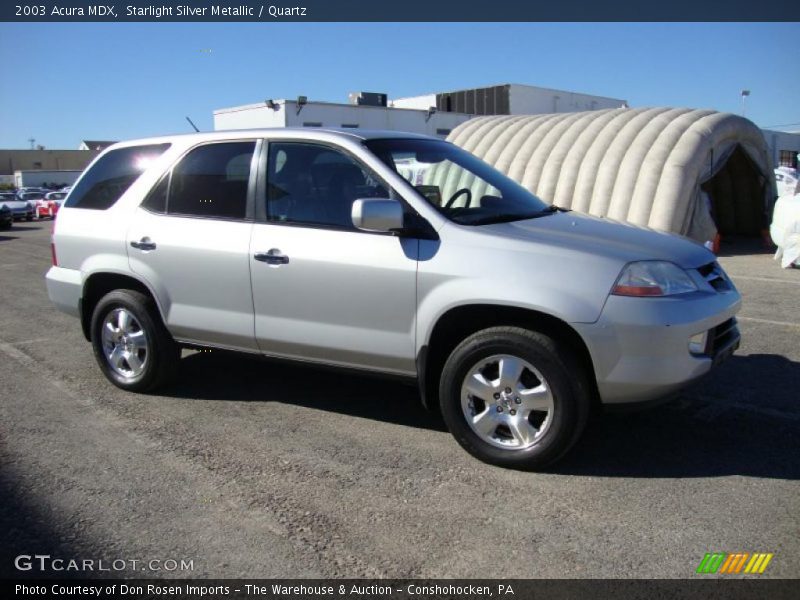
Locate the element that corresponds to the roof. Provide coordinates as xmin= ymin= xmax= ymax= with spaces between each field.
xmin=106 ymin=127 xmax=437 ymax=150
xmin=397 ymin=83 xmax=627 ymax=104
xmin=213 ymin=99 xmax=472 ymax=117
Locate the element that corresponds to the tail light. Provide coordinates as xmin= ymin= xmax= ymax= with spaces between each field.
xmin=50 ymin=222 xmax=58 ymax=266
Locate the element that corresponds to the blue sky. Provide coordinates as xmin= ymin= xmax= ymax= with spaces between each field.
xmin=0 ymin=22 xmax=798 ymax=148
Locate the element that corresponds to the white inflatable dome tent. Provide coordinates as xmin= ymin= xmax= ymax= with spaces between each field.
xmin=442 ymin=108 xmax=775 ymax=244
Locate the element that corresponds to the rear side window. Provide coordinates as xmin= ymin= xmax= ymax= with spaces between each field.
xmin=65 ymin=144 xmax=170 ymax=210
xmin=141 ymin=173 xmax=169 ymax=214
xmin=167 ymin=142 xmax=255 ymax=220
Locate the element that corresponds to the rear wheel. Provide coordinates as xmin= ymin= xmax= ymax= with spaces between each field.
xmin=439 ymin=327 xmax=590 ymax=470
xmin=90 ymin=289 xmax=179 ymax=392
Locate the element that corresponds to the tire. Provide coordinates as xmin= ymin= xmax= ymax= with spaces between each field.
xmin=439 ymin=326 xmax=590 ymax=471
xmin=26 ymin=215 xmax=33 ymax=221
xmin=90 ymin=289 xmax=179 ymax=392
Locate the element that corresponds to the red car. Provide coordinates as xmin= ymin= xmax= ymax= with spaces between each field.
xmin=23 ymin=191 xmax=67 ymax=219
xmin=43 ymin=191 xmax=68 ymax=218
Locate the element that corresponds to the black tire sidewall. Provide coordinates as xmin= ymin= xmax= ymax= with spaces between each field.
xmin=440 ymin=329 xmax=585 ymax=470
xmin=90 ymin=290 xmax=168 ymax=392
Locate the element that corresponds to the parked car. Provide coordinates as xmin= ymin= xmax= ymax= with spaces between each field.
xmin=46 ymin=129 xmax=741 ymax=470
xmin=18 ymin=191 xmax=51 ymax=219
xmin=39 ymin=191 xmax=68 ymax=218
xmin=0 ymin=192 xmax=34 ymax=221
xmin=771 ymin=192 xmax=800 ymax=268
xmin=16 ymin=187 xmax=47 ymax=198
xmin=775 ymin=167 xmax=798 ymax=198
xmin=0 ymin=204 xmax=11 ymax=229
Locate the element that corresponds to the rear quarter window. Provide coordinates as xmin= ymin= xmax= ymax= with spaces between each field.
xmin=65 ymin=143 xmax=170 ymax=210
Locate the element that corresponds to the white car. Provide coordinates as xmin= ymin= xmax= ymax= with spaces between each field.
xmin=0 ymin=192 xmax=34 ymax=221
xmin=45 ymin=128 xmax=742 ymax=470
xmin=774 ymin=168 xmax=799 ymax=198
xmin=771 ymin=192 xmax=800 ymax=268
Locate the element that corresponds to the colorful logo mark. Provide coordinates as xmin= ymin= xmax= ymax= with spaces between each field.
xmin=696 ymin=552 xmax=774 ymax=574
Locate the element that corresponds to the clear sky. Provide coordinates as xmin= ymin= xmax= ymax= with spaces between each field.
xmin=0 ymin=22 xmax=798 ymax=149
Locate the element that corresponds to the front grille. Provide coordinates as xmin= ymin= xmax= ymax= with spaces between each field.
xmin=697 ymin=261 xmax=731 ymax=292
xmin=705 ymin=317 xmax=739 ymax=357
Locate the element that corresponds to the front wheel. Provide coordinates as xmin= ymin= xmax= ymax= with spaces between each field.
xmin=439 ymin=327 xmax=590 ymax=470
xmin=90 ymin=289 xmax=179 ymax=392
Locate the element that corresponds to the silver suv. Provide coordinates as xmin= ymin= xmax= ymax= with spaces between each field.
xmin=46 ymin=129 xmax=741 ymax=470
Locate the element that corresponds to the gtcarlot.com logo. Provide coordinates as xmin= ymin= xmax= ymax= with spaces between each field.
xmin=14 ymin=554 xmax=194 ymax=573
xmin=696 ymin=552 xmax=774 ymax=574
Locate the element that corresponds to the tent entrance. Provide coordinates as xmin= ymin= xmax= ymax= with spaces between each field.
xmin=702 ymin=146 xmax=767 ymax=237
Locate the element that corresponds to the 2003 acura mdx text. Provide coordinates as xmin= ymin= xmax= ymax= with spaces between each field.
xmin=46 ymin=129 xmax=741 ymax=469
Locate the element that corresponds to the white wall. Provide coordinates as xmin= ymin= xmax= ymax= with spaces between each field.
xmin=214 ymin=101 xmax=472 ymax=138
xmin=509 ymin=84 xmax=626 ymax=114
xmin=14 ymin=170 xmax=82 ymax=187
xmin=390 ymin=85 xmax=626 ymax=115
xmin=391 ymin=94 xmax=437 ymax=110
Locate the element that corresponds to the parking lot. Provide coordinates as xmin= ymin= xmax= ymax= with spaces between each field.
xmin=1 ymin=221 xmax=798 ymax=578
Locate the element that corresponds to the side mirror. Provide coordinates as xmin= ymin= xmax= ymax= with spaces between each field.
xmin=351 ymin=198 xmax=404 ymax=233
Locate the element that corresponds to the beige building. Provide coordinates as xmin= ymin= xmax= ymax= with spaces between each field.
xmin=0 ymin=149 xmax=101 ymax=176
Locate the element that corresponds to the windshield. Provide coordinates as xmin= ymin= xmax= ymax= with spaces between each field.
xmin=21 ymin=193 xmax=43 ymax=200
xmin=365 ymin=138 xmax=550 ymax=225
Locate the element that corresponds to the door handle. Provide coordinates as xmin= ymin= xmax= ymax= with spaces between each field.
xmin=254 ymin=248 xmax=289 ymax=265
xmin=130 ymin=237 xmax=157 ymax=251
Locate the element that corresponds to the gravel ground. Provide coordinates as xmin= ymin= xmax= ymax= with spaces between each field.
xmin=1 ymin=222 xmax=798 ymax=579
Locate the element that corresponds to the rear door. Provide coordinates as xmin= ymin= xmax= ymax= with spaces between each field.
xmin=127 ymin=140 xmax=259 ymax=351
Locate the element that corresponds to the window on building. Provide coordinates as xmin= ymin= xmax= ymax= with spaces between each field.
xmin=302 ymin=122 xmax=323 ymax=128
xmin=33 ymin=162 xmax=42 ymax=169
xmin=266 ymin=142 xmax=389 ymax=230
xmin=65 ymin=144 xmax=170 ymax=210
xmin=341 ymin=123 xmax=359 ymax=129
xmin=168 ymin=141 xmax=255 ymax=220
xmin=435 ymin=128 xmax=452 ymax=136
xmin=779 ymin=150 xmax=798 ymax=169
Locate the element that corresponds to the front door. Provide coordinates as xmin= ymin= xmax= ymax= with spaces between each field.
xmin=249 ymin=140 xmax=418 ymax=375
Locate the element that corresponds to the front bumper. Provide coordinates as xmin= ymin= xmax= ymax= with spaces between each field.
xmin=573 ymin=288 xmax=741 ymax=405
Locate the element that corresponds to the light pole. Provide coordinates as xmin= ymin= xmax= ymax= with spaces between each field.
xmin=740 ymin=89 xmax=750 ymax=117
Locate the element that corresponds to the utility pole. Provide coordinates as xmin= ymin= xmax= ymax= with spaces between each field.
xmin=28 ymin=137 xmax=35 ymax=149
xmin=740 ymin=90 xmax=750 ymax=117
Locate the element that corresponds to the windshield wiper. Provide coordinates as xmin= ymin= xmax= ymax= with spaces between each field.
xmin=461 ymin=205 xmax=561 ymax=226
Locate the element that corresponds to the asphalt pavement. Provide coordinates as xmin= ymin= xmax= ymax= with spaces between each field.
xmin=1 ymin=222 xmax=798 ymax=579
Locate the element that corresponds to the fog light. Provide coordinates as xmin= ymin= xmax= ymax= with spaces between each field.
xmin=688 ymin=331 xmax=708 ymax=355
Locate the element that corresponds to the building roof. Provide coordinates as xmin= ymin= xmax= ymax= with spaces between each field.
xmin=396 ymin=83 xmax=627 ymax=104
xmin=80 ymin=140 xmax=117 ymax=151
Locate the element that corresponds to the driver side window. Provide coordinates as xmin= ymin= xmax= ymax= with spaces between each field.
xmin=266 ymin=142 xmax=390 ymax=230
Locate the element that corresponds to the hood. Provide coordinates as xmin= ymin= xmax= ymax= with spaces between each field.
xmin=481 ymin=211 xmax=714 ymax=269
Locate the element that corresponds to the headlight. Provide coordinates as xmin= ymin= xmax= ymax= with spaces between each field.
xmin=612 ymin=261 xmax=698 ymax=297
